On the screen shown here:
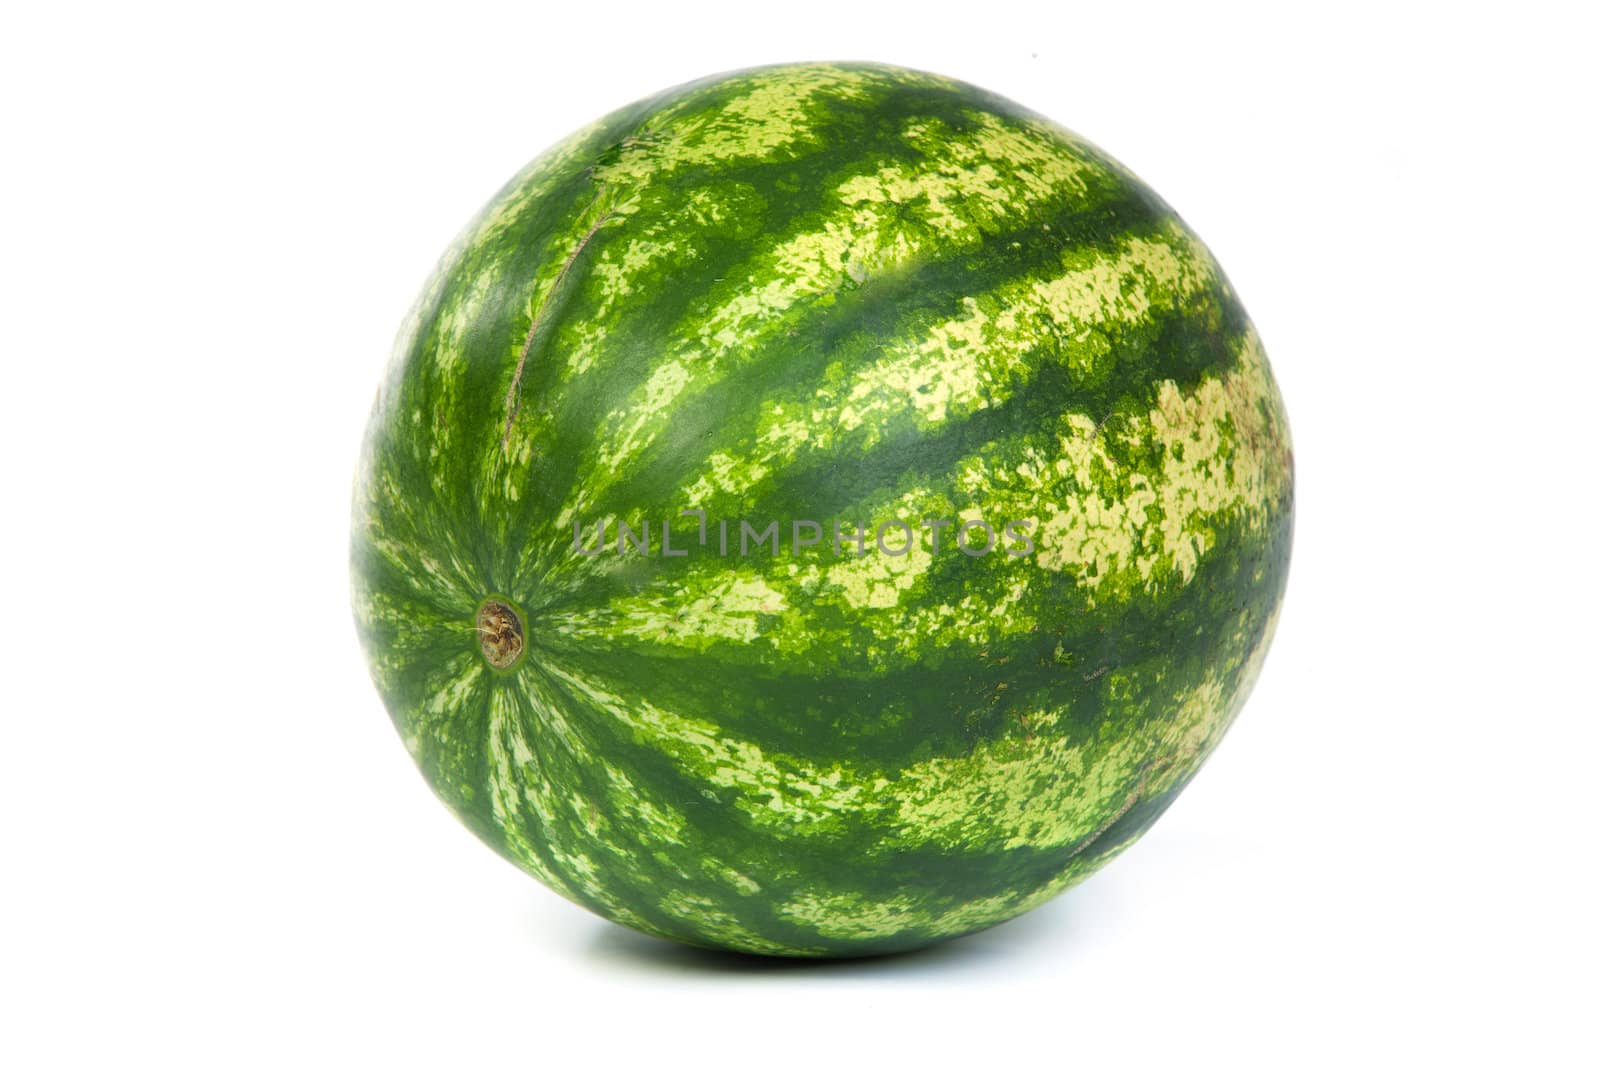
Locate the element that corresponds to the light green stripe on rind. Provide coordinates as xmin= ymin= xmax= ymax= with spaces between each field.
xmin=542 ymin=595 xmax=1268 ymax=851
xmin=548 ymin=112 xmax=1118 ymax=526
xmin=775 ymin=600 xmax=1280 ymax=945
xmin=550 ymin=326 xmax=1286 ymax=664
xmin=586 ymin=65 xmax=961 ymax=184
xmin=677 ymin=220 xmax=1221 ymax=509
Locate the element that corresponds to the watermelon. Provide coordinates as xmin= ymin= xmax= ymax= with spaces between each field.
xmin=351 ymin=61 xmax=1293 ymax=957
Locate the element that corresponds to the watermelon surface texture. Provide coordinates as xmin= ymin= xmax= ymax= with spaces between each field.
xmin=351 ymin=62 xmax=1293 ymax=957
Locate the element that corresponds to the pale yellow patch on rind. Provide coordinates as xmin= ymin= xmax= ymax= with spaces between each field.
xmin=679 ymin=222 xmax=1217 ymax=506
xmin=1026 ymin=329 xmax=1291 ymax=594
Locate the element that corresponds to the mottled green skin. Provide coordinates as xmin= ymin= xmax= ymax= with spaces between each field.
xmin=351 ymin=62 xmax=1293 ymax=956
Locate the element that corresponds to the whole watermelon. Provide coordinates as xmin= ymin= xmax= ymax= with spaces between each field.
xmin=352 ymin=61 xmax=1293 ymax=957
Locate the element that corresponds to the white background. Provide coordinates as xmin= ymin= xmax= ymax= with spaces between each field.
xmin=4 ymin=1 xmax=1596 ymax=1063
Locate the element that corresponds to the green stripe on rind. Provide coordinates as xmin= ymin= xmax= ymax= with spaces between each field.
xmin=351 ymin=61 xmax=1292 ymax=957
